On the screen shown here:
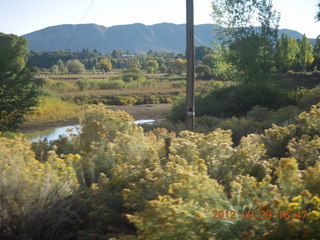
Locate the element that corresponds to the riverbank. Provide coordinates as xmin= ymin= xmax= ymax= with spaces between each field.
xmin=20 ymin=103 xmax=172 ymax=133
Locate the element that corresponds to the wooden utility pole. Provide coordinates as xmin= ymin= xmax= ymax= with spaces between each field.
xmin=186 ymin=0 xmax=195 ymax=131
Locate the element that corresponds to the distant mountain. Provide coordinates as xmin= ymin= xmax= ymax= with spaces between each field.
xmin=22 ymin=23 xmax=317 ymax=54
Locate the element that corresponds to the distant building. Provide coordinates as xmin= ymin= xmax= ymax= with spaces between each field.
xmin=121 ymin=54 xmax=135 ymax=59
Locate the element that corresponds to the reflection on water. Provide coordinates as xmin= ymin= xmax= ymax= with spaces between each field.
xmin=27 ymin=119 xmax=155 ymax=143
xmin=27 ymin=125 xmax=80 ymax=143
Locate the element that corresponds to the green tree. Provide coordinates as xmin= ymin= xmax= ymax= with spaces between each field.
xmin=51 ymin=64 xmax=59 ymax=74
xmin=195 ymin=64 xmax=212 ymax=79
xmin=110 ymin=58 xmax=118 ymax=68
xmin=66 ymin=59 xmax=86 ymax=74
xmin=167 ymin=58 xmax=186 ymax=75
xmin=313 ymin=36 xmax=320 ymax=70
xmin=202 ymin=53 xmax=216 ymax=68
xmin=317 ymin=1 xmax=320 ymax=21
xmin=97 ymin=58 xmax=112 ymax=72
xmin=0 ymin=33 xmax=39 ymax=131
xmin=63 ymin=66 xmax=69 ymax=75
xmin=159 ymin=64 xmax=167 ymax=73
xmin=274 ymin=34 xmax=300 ymax=72
xmin=145 ymin=60 xmax=159 ymax=73
xmin=195 ymin=46 xmax=214 ymax=61
xmin=211 ymin=0 xmax=280 ymax=85
xmin=111 ymin=49 xmax=122 ymax=58
xmin=56 ymin=59 xmax=64 ymax=73
xmin=299 ymin=35 xmax=314 ymax=71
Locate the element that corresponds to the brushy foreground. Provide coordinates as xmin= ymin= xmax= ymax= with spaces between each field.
xmin=1 ymin=103 xmax=320 ymax=240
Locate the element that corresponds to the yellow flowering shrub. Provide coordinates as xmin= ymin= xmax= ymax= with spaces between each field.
xmin=12 ymin=103 xmax=320 ymax=239
xmin=0 ymin=136 xmax=78 ymax=239
xmin=288 ymin=135 xmax=320 ymax=168
xmin=297 ymin=103 xmax=320 ymax=136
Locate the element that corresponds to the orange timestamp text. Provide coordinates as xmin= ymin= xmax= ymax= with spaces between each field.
xmin=212 ymin=210 xmax=308 ymax=220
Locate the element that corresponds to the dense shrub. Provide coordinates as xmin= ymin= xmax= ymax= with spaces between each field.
xmin=153 ymin=105 xmax=301 ymax=145
xmin=7 ymin=103 xmax=320 ymax=239
xmin=36 ymin=77 xmax=77 ymax=93
xmin=0 ymin=136 xmax=79 ymax=239
xmin=68 ymin=93 xmax=176 ymax=106
xmin=297 ymin=86 xmax=320 ymax=109
xmin=122 ymin=73 xmax=141 ymax=82
xmin=170 ymin=85 xmax=290 ymax=121
xmin=171 ymin=80 xmax=186 ymax=88
xmin=76 ymin=78 xmax=125 ymax=91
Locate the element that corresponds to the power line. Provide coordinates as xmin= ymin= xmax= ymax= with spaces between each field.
xmin=66 ymin=0 xmax=95 ymax=51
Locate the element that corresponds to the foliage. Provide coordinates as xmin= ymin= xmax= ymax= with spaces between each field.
xmin=170 ymin=84 xmax=288 ymax=121
xmin=299 ymin=34 xmax=314 ymax=71
xmin=66 ymin=59 xmax=86 ymax=74
xmin=145 ymin=60 xmax=159 ymax=73
xmin=28 ymin=49 xmax=101 ymax=69
xmin=211 ymin=45 xmax=238 ymax=80
xmin=13 ymin=103 xmax=320 ymax=238
xmin=76 ymin=78 xmax=125 ymax=91
xmin=313 ymin=37 xmax=320 ymax=70
xmin=171 ymin=81 xmax=187 ymax=88
xmin=274 ymin=34 xmax=300 ymax=72
xmin=0 ymin=136 xmax=79 ymax=239
xmin=316 ymin=1 xmax=320 ymax=21
xmin=65 ymin=93 xmax=175 ymax=106
xmin=195 ymin=45 xmax=214 ymax=61
xmin=51 ymin=64 xmax=59 ymax=74
xmin=167 ymin=58 xmax=186 ymax=75
xmin=97 ymin=58 xmax=112 ymax=72
xmin=0 ymin=33 xmax=39 ymax=131
xmin=40 ymin=77 xmax=78 ymax=93
xmin=228 ymin=34 xmax=274 ymax=85
xmin=122 ymin=73 xmax=141 ymax=82
xmin=56 ymin=59 xmax=65 ymax=72
xmin=297 ymin=86 xmax=320 ymax=109
xmin=211 ymin=0 xmax=280 ymax=85
xmin=152 ymin=105 xmax=301 ymax=145
xmin=24 ymin=96 xmax=83 ymax=125
xmin=202 ymin=53 xmax=216 ymax=69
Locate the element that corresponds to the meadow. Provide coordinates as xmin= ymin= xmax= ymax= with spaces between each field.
xmin=21 ymin=70 xmax=216 ymax=132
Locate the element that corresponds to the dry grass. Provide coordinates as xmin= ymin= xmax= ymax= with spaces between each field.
xmin=109 ymin=104 xmax=172 ymax=120
xmin=57 ymin=81 xmax=207 ymax=97
xmin=24 ymin=97 xmax=84 ymax=125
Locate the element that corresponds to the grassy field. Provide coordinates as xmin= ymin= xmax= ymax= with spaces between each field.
xmin=20 ymin=96 xmax=85 ymax=132
xmin=37 ymin=71 xmax=213 ymax=97
xmin=20 ymin=71 xmax=223 ymax=132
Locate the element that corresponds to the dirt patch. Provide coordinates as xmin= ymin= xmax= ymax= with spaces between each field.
xmin=109 ymin=104 xmax=171 ymax=120
xmin=19 ymin=104 xmax=172 ymax=134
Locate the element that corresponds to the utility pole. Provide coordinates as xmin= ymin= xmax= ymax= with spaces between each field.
xmin=186 ymin=0 xmax=195 ymax=131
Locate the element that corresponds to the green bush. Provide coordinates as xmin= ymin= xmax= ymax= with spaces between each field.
xmin=170 ymin=85 xmax=289 ymax=121
xmin=76 ymin=79 xmax=91 ymax=91
xmin=122 ymin=73 xmax=141 ymax=82
xmin=19 ymin=103 xmax=320 ymax=239
xmin=171 ymin=81 xmax=186 ymax=88
xmin=0 ymin=136 xmax=79 ymax=239
xmin=96 ymin=79 xmax=125 ymax=90
xmin=76 ymin=78 xmax=125 ymax=91
xmin=297 ymin=86 xmax=320 ymax=109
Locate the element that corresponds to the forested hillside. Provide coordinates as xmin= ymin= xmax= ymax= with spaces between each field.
xmin=22 ymin=23 xmax=316 ymax=53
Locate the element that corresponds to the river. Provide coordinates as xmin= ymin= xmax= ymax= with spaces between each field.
xmin=27 ymin=119 xmax=155 ymax=143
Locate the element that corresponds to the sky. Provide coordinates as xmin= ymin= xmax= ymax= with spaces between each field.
xmin=0 ymin=0 xmax=319 ymax=38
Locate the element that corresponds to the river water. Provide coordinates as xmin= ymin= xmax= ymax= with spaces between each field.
xmin=27 ymin=119 xmax=155 ymax=143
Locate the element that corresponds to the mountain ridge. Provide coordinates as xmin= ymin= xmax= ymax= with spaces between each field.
xmin=22 ymin=23 xmax=317 ymax=54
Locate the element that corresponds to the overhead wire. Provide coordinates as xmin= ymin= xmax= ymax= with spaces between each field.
xmin=65 ymin=0 xmax=95 ymax=50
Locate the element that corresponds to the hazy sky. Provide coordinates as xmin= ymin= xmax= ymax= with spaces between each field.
xmin=1 ymin=0 xmax=319 ymax=38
